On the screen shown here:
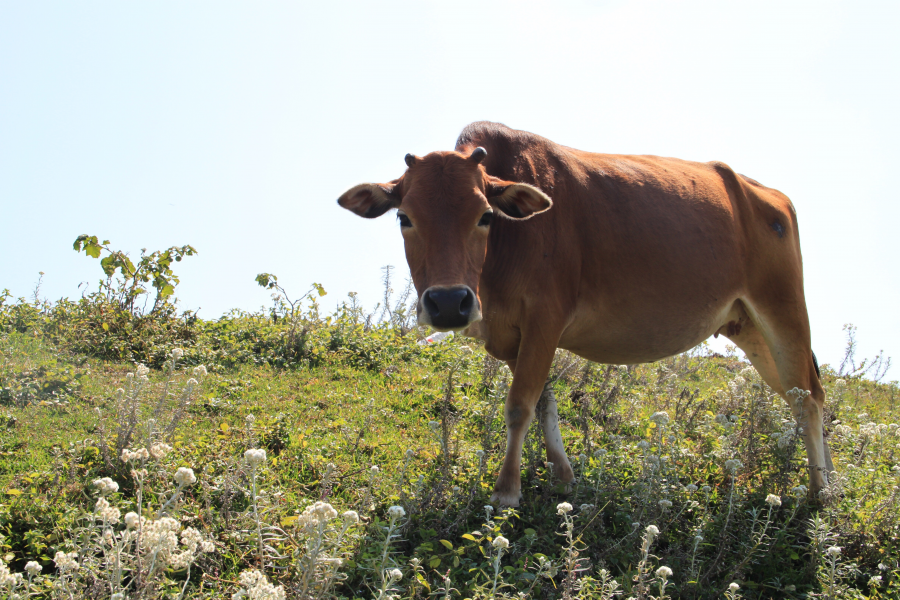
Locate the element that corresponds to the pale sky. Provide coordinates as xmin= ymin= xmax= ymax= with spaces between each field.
xmin=1 ymin=1 xmax=897 ymax=375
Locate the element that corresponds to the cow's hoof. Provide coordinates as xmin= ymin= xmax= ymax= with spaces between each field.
xmin=490 ymin=490 xmax=522 ymax=507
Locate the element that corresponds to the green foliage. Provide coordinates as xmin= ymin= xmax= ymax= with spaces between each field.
xmin=3 ymin=247 xmax=899 ymax=598
xmin=73 ymin=234 xmax=197 ymax=315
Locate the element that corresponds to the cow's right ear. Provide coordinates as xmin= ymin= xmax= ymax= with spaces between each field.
xmin=337 ymin=180 xmax=401 ymax=218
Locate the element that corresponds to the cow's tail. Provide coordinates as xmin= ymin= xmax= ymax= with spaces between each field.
xmin=812 ymin=350 xmax=821 ymax=380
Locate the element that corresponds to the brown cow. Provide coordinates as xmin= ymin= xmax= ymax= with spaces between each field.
xmin=338 ymin=121 xmax=831 ymax=506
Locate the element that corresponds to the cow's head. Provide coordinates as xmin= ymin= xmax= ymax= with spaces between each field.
xmin=338 ymin=147 xmax=552 ymax=331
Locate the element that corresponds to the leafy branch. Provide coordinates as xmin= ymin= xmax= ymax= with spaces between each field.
xmin=73 ymin=235 xmax=197 ymax=315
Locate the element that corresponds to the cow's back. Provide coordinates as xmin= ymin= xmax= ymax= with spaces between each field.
xmin=456 ymin=122 xmax=801 ymax=363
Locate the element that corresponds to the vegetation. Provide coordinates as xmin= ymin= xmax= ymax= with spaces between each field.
xmin=0 ymin=237 xmax=898 ymax=599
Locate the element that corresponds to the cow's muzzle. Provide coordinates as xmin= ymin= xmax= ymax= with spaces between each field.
xmin=419 ymin=285 xmax=481 ymax=331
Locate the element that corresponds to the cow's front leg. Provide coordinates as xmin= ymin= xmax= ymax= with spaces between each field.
xmin=491 ymin=339 xmax=560 ymax=507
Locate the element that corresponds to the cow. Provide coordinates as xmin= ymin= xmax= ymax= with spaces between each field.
xmin=337 ymin=121 xmax=831 ymax=506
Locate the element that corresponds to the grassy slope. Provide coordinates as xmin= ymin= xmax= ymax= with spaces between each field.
xmin=1 ymin=317 xmax=899 ymax=599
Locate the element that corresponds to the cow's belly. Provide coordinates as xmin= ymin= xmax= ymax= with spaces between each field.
xmin=558 ymin=293 xmax=738 ymax=364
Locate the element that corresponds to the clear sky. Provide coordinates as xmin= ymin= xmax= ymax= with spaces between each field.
xmin=1 ymin=1 xmax=897 ymax=375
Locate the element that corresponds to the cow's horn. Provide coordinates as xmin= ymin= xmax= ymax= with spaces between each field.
xmin=405 ymin=153 xmax=417 ymax=168
xmin=470 ymin=147 xmax=487 ymax=164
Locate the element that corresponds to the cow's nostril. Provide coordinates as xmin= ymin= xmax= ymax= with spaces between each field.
xmin=459 ymin=289 xmax=474 ymax=316
xmin=423 ymin=291 xmax=441 ymax=319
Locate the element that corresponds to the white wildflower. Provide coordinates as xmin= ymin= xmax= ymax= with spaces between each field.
xmin=136 ymin=364 xmax=150 ymax=377
xmin=658 ymin=499 xmax=673 ymax=510
xmin=125 ymin=512 xmax=140 ymax=529
xmin=342 ymin=510 xmax=359 ymax=524
xmin=122 ymin=447 xmax=150 ymax=462
xmin=650 ymin=411 xmax=670 ymax=426
xmin=428 ymin=421 xmax=440 ymax=431
xmin=655 ymin=566 xmax=673 ymax=579
xmin=387 ymin=505 xmax=406 ymax=520
xmin=645 ymin=524 xmax=660 ymax=536
xmin=724 ymin=459 xmax=742 ymax=474
xmin=826 ymin=546 xmax=842 ymax=557
xmin=234 ymin=569 xmax=286 ymax=600
xmin=174 ymin=467 xmax=197 ymax=486
xmin=95 ymin=497 xmax=121 ymax=524
xmin=557 ymin=502 xmax=573 ymax=515
xmin=25 ymin=561 xmax=42 ymax=576
xmin=791 ymin=485 xmax=808 ymax=497
xmin=193 ymin=364 xmax=207 ymax=377
xmin=389 ymin=568 xmax=403 ymax=581
xmin=150 ymin=442 xmax=173 ymax=459
xmin=54 ymin=551 xmax=79 ymax=572
xmin=766 ymin=494 xmax=782 ymax=507
xmin=93 ymin=477 xmax=119 ymax=495
xmin=729 ymin=582 xmax=740 ymax=592
xmin=244 ymin=449 xmax=267 ymax=467
xmin=492 ymin=535 xmax=510 ymax=549
xmin=172 ymin=348 xmax=184 ymax=360
xmin=686 ymin=484 xmax=698 ymax=493
xmin=785 ymin=387 xmax=810 ymax=404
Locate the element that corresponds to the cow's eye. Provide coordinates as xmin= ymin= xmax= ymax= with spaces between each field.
xmin=477 ymin=211 xmax=494 ymax=227
xmin=398 ymin=212 xmax=412 ymax=228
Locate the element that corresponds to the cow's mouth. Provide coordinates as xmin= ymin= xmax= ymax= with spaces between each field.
xmin=417 ymin=285 xmax=482 ymax=331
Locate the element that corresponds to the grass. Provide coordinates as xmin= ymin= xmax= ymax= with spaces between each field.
xmin=0 ymin=291 xmax=899 ymax=599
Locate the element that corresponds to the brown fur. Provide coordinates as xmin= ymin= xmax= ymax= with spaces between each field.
xmin=339 ymin=122 xmax=830 ymax=506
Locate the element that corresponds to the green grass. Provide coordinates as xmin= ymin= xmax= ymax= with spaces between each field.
xmin=1 ymin=297 xmax=899 ymax=599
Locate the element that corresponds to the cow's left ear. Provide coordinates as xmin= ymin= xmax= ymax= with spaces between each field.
xmin=486 ymin=177 xmax=553 ymax=219
xmin=337 ymin=179 xmax=402 ymax=218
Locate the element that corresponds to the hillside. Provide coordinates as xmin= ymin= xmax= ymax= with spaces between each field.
xmin=0 ymin=281 xmax=898 ymax=599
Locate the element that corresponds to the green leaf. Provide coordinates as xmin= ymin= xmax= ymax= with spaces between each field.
xmin=461 ymin=533 xmax=477 ymax=541
xmin=428 ymin=555 xmax=441 ymax=568
xmin=255 ymin=273 xmax=277 ymax=289
xmin=416 ymin=573 xmax=430 ymax=592
xmin=439 ymin=539 xmax=453 ymax=550
xmin=6 ymin=489 xmax=22 ymax=496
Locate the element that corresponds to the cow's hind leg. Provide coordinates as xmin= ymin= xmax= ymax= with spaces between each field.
xmin=725 ymin=299 xmax=830 ymax=493
xmin=538 ymin=381 xmax=575 ymax=488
